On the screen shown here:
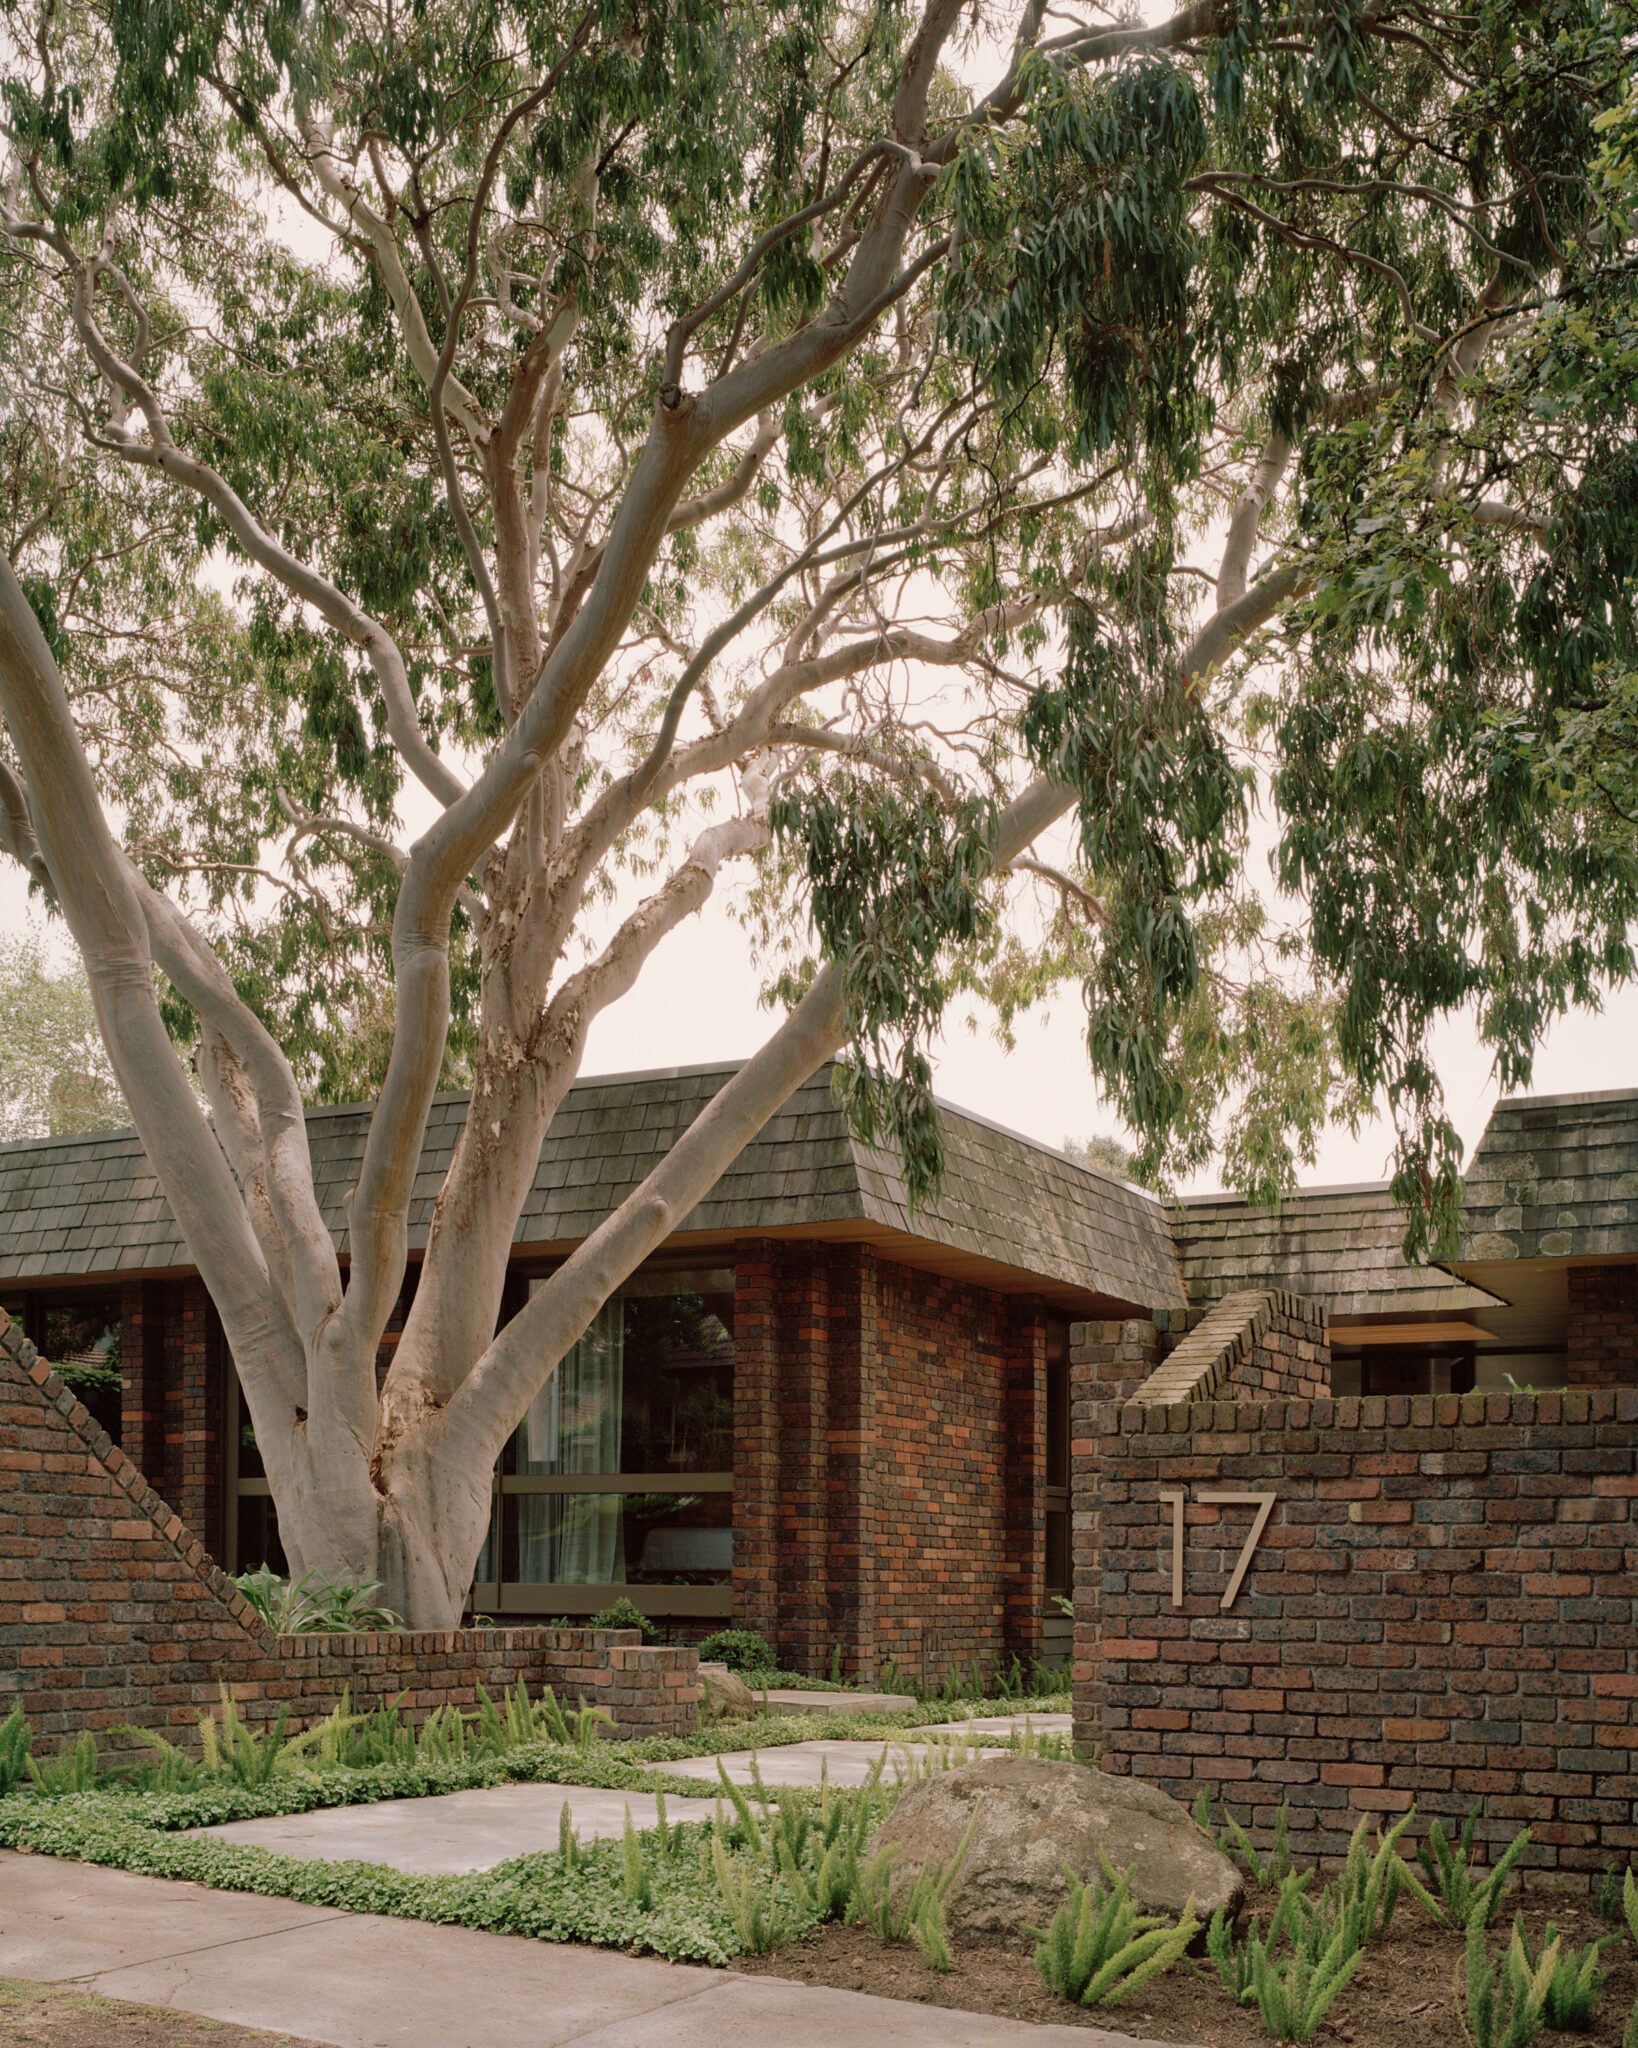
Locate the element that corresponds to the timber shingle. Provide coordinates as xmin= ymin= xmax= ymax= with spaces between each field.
xmin=1457 ymin=1088 xmax=1638 ymax=1263
xmin=1172 ymin=1183 xmax=1499 ymax=1321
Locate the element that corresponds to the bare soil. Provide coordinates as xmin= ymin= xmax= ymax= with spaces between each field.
xmin=737 ymin=1884 xmax=1638 ymax=2046
xmin=0 ymin=1980 xmax=325 ymax=2048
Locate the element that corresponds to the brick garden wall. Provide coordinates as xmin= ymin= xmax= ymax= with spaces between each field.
xmin=1 ymin=1319 xmax=698 ymax=1748
xmin=1073 ymin=1377 xmax=1638 ymax=1885
xmin=734 ymin=1241 xmax=1040 ymax=1681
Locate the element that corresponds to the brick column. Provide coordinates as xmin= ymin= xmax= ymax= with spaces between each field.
xmin=1003 ymin=1301 xmax=1047 ymax=1660
xmin=119 ymin=1280 xmax=166 ymax=1487
xmin=1069 ymin=1341 xmax=1105 ymax=1761
xmin=732 ymin=1240 xmax=779 ymax=1645
xmin=1567 ymin=1264 xmax=1638 ymax=1389
xmin=169 ymin=1278 xmax=226 ymax=1558
xmin=776 ymin=1244 xmax=830 ymax=1674
xmin=826 ymin=1245 xmax=878 ymax=1680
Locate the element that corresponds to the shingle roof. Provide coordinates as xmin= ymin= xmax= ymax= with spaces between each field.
xmin=1456 ymin=1087 xmax=1638 ymax=1263
xmin=1172 ymin=1183 xmax=1499 ymax=1321
xmin=0 ymin=1062 xmax=1184 ymax=1312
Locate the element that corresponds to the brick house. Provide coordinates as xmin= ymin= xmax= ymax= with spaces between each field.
xmin=0 ymin=1061 xmax=1185 ymax=1674
xmin=1 ymin=1072 xmax=1633 ymax=1676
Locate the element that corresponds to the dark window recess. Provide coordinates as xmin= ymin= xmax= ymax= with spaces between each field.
xmin=1045 ymin=1508 xmax=1071 ymax=1597
xmin=476 ymin=1278 xmax=735 ymax=1615
xmin=236 ymin=1492 xmax=287 ymax=1578
xmin=20 ymin=1294 xmax=124 ymax=1445
xmin=1045 ymin=1319 xmax=1070 ymax=1492
xmin=1044 ymin=1314 xmax=1071 ymax=1602
xmin=1361 ymin=1348 xmax=1476 ymax=1398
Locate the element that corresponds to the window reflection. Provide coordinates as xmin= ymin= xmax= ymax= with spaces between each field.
xmin=476 ymin=1276 xmax=734 ymax=1601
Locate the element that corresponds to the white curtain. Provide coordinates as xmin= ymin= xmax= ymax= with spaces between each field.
xmin=515 ymin=1295 xmax=624 ymax=1584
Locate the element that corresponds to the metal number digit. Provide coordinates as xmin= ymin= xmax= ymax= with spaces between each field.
xmin=1157 ymin=1488 xmax=1186 ymax=1607
xmin=1196 ymin=1490 xmax=1277 ymax=1609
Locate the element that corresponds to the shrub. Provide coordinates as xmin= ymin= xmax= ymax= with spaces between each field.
xmin=1413 ymin=1804 xmax=1532 ymax=1930
xmin=1030 ymin=1853 xmax=1200 ymax=2008
xmin=0 ymin=1702 xmax=32 ymax=1795
xmin=697 ymin=1629 xmax=776 ymax=1675
xmin=1512 ymin=1917 xmax=1615 ymax=2031
xmin=232 ymin=1564 xmax=402 ymax=1633
xmin=587 ymin=1596 xmax=660 ymax=1643
xmin=1459 ymin=1906 xmax=1558 ymax=2048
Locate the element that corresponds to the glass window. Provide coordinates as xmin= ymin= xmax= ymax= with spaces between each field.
xmin=475 ymin=1271 xmax=735 ymax=1620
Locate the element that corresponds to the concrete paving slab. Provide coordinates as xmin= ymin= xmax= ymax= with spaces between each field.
xmin=915 ymin=1712 xmax=1075 ymax=1737
xmin=86 ymin=1909 xmax=727 ymax=2048
xmin=564 ymin=1974 xmax=1190 ymax=2048
xmin=1 ymin=1855 xmax=1205 ymax=2048
xmin=763 ymin=1688 xmax=918 ymax=1716
xmin=0 ymin=1852 xmax=340 ymax=1981
xmin=652 ymin=1738 xmax=1004 ymax=1790
xmin=194 ymin=1783 xmax=718 ymax=1876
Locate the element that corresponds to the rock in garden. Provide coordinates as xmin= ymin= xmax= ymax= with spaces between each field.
xmin=698 ymin=1661 xmax=757 ymax=1719
xmin=870 ymin=1757 xmax=1242 ymax=1935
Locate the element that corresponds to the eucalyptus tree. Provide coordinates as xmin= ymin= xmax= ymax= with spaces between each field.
xmin=0 ymin=0 xmax=1631 ymax=1620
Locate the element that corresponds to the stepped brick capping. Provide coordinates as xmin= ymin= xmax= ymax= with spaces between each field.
xmin=1071 ymin=1379 xmax=1638 ymax=1886
xmin=1131 ymin=1289 xmax=1330 ymax=1409
xmin=0 ymin=1313 xmax=698 ymax=1746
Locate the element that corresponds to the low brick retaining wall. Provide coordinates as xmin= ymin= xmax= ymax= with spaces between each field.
xmin=1 ymin=1317 xmax=698 ymax=1747
xmin=1073 ymin=1380 xmax=1638 ymax=1884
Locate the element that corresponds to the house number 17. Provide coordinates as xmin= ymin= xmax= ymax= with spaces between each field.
xmin=1156 ymin=1488 xmax=1277 ymax=1610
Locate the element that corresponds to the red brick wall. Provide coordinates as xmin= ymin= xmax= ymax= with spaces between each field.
xmin=1073 ymin=1379 xmax=1638 ymax=1885
xmin=732 ymin=1239 xmax=781 ymax=1650
xmin=1569 ymin=1263 xmax=1638 ymax=1390
xmin=1003 ymin=1302 xmax=1048 ymax=1658
xmin=732 ymin=1242 xmax=1030 ymax=1681
xmin=870 ymin=1260 xmax=1010 ymax=1679
xmin=1071 ymin=1317 xmax=1165 ymax=1400
xmin=1 ymin=1319 xmax=698 ymax=1746
xmin=823 ymin=1245 xmax=879 ymax=1677
xmin=118 ymin=1281 xmax=166 ymax=1484
xmin=169 ymin=1279 xmax=225 ymax=1553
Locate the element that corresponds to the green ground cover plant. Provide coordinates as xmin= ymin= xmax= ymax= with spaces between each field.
xmin=11 ymin=1686 xmax=1636 ymax=2043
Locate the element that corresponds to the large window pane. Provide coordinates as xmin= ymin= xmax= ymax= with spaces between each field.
xmin=482 ymin=1273 xmax=735 ymax=1605
xmin=499 ymin=1488 xmax=731 ymax=1588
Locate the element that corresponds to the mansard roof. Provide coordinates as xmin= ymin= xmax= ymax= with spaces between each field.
xmin=0 ymin=1062 xmax=1185 ymax=1316
xmin=1456 ymin=1087 xmax=1638 ymax=1265
xmin=1171 ymin=1182 xmax=1501 ymax=1323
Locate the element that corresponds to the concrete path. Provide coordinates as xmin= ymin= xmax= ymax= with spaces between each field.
xmin=0 ymin=1853 xmax=1203 ymax=2048
xmin=763 ymin=1688 xmax=920 ymax=1716
xmin=195 ymin=1735 xmax=1022 ymax=1873
xmin=196 ymin=1783 xmax=720 ymax=1876
xmin=649 ymin=1736 xmax=1005 ymax=1791
xmin=916 ymin=1712 xmax=1074 ymax=1737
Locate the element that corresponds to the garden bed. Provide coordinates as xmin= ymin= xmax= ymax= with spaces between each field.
xmin=742 ymin=1884 xmax=1638 ymax=2047
xmin=0 ymin=1977 xmax=326 ymax=2048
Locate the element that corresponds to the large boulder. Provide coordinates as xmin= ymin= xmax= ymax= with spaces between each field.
xmin=870 ymin=1757 xmax=1243 ymax=1935
xmin=698 ymin=1661 xmax=758 ymax=1720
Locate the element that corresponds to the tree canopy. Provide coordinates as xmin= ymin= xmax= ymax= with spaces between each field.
xmin=0 ymin=928 xmax=125 ymax=1138
xmin=1 ymin=0 xmax=1633 ymax=1619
